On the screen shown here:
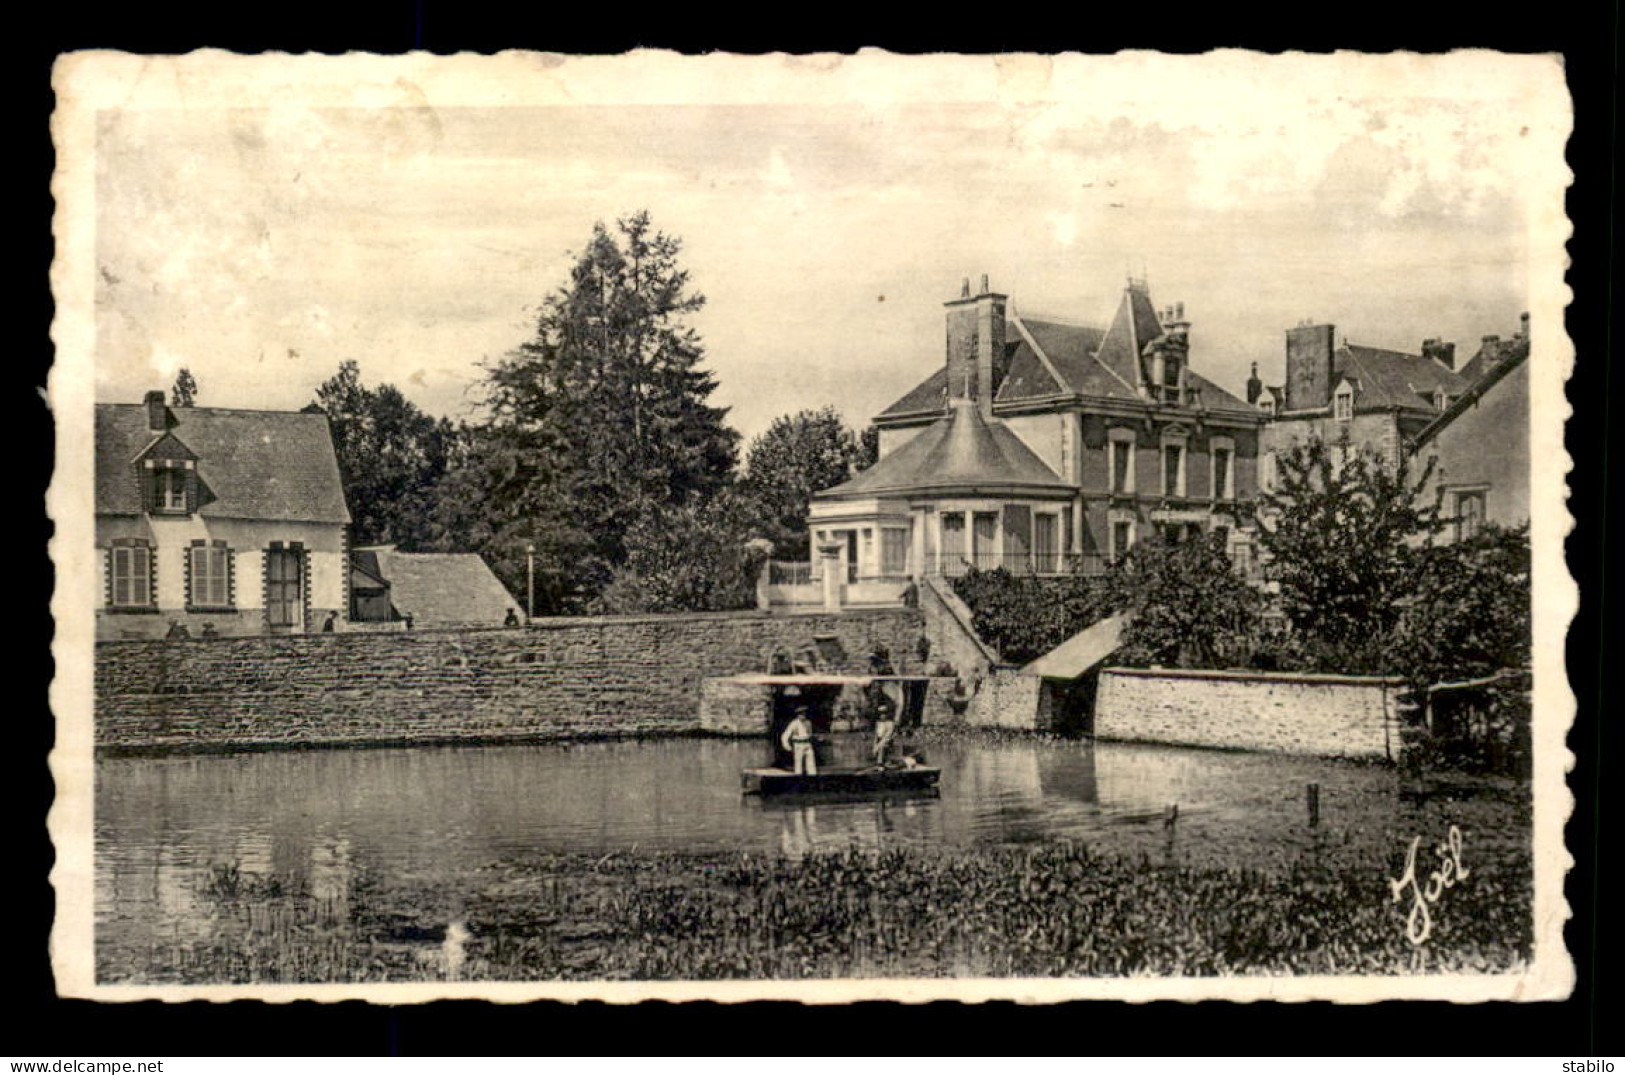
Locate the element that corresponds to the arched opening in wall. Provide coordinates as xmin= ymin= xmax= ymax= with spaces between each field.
xmin=1045 ymin=671 xmax=1099 ymax=737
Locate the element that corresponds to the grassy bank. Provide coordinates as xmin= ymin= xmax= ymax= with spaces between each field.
xmin=99 ymin=831 xmax=1531 ymax=983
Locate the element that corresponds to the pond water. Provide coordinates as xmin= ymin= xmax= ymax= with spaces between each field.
xmin=96 ymin=734 xmax=1451 ymax=933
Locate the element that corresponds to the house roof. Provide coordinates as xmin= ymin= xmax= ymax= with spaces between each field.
xmin=1410 ymin=336 xmax=1530 ymax=450
xmin=1334 ymin=344 xmax=1470 ymax=413
xmin=96 ymin=403 xmax=350 ymax=524
xmin=814 ymin=400 xmax=1073 ymax=501
xmin=1092 ymin=286 xmax=1166 ymax=388
xmin=1454 ymin=335 xmax=1527 ymax=384
xmin=879 ymin=292 xmax=1257 ymax=422
xmin=359 ymin=547 xmax=518 ymax=625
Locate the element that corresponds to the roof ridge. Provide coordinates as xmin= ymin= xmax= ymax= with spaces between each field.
xmin=1017 ymin=310 xmax=1105 ymax=331
xmin=97 ymin=401 xmax=330 ymax=418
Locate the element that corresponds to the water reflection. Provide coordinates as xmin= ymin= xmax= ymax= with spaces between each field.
xmin=97 ymin=736 xmax=1403 ymax=949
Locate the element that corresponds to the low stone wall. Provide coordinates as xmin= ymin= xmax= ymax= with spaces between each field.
xmin=1094 ymin=667 xmax=1405 ymax=759
xmin=967 ymin=670 xmax=1046 ymax=730
xmin=95 ymin=609 xmax=926 ymax=753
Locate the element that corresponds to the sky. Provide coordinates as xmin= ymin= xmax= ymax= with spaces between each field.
xmin=90 ymin=54 xmax=1560 ymax=445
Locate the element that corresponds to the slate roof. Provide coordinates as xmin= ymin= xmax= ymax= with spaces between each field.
xmin=879 ymin=290 xmax=1256 ymax=421
xmin=815 ymin=400 xmax=1073 ymax=501
xmin=1333 ymin=344 xmax=1470 ymax=413
xmin=96 ymin=403 xmax=350 ymax=523
xmin=1454 ymin=336 xmax=1527 ymax=385
xmin=1092 ymin=286 xmax=1166 ymax=389
xmin=1410 ymin=336 xmax=1530 ymax=450
xmin=360 ymin=547 xmax=519 ymax=626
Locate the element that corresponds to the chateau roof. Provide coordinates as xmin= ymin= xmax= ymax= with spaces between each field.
xmin=880 ymin=292 xmax=1256 ymax=421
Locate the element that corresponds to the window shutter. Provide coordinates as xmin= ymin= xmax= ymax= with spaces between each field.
xmin=185 ymin=468 xmax=199 ymax=515
xmin=111 ymin=548 xmax=128 ymax=606
xmin=138 ymin=465 xmax=156 ymax=514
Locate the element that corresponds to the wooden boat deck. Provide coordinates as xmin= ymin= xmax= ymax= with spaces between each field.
xmin=741 ymin=765 xmax=942 ymax=796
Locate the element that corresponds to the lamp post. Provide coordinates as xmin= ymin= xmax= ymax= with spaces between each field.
xmin=525 ymin=543 xmax=536 ymax=623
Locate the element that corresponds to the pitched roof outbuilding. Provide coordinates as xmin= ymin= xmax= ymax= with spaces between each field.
xmin=96 ymin=403 xmax=351 ymax=524
xmin=358 ymin=547 xmax=518 ymax=626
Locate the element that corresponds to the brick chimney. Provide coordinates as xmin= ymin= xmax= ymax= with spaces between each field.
xmin=1421 ymin=338 xmax=1458 ymax=370
xmin=144 ymin=390 xmax=168 ymax=432
xmin=1246 ymin=361 xmax=1263 ymax=405
xmin=1284 ymin=322 xmax=1336 ymax=411
xmin=1518 ymin=311 xmax=1530 ymax=338
xmin=944 ymin=274 xmax=1008 ymax=418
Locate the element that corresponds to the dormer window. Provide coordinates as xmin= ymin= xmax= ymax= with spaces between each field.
xmin=1159 ymin=356 xmax=1182 ymax=404
xmin=1333 ymin=385 xmax=1354 ymax=421
xmin=140 ymin=456 xmax=197 ymax=515
xmin=156 ymin=466 xmax=187 ymax=511
xmin=1259 ymin=396 xmax=1276 ymax=416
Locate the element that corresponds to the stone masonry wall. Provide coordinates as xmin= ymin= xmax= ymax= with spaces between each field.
xmin=1095 ymin=667 xmax=1404 ymax=759
xmin=95 ymin=609 xmax=925 ymax=753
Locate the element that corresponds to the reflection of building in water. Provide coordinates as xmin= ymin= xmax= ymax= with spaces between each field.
xmin=1037 ymin=744 xmax=1099 ymax=807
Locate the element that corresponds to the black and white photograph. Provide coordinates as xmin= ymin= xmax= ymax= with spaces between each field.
xmin=48 ymin=49 xmax=1574 ymax=1002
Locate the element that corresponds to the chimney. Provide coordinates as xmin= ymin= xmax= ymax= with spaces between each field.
xmin=1246 ymin=361 xmax=1263 ymax=405
xmin=144 ymin=390 xmax=168 ymax=432
xmin=944 ymin=274 xmax=1008 ymax=418
xmin=1284 ymin=323 xmax=1336 ymax=411
xmin=1422 ymin=338 xmax=1458 ymax=370
xmin=1519 ymin=311 xmax=1530 ymax=338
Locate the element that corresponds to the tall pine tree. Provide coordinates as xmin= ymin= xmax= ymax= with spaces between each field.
xmin=475 ymin=212 xmax=739 ymax=611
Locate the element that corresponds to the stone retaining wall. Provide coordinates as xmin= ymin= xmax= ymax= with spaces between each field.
xmin=95 ymin=609 xmax=925 ymax=753
xmin=1094 ymin=667 xmax=1404 ymax=759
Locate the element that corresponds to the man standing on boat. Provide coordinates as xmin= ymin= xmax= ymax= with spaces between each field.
xmin=780 ymin=705 xmax=818 ymax=775
xmin=866 ymin=647 xmax=899 ymax=767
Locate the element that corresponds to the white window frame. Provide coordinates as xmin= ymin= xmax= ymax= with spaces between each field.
xmin=1450 ymin=486 xmax=1489 ymax=541
xmin=1210 ymin=436 xmax=1235 ymax=502
xmin=1160 ymin=430 xmax=1189 ymax=498
xmin=108 ymin=542 xmax=153 ymax=608
xmin=1333 ymin=385 xmax=1354 ymax=421
xmin=1108 ymin=512 xmax=1136 ymax=561
xmin=1107 ymin=427 xmax=1137 ymax=495
xmin=879 ymin=526 xmax=910 ymax=577
xmin=938 ymin=511 xmax=967 ymax=571
xmin=189 ymin=542 xmax=233 ymax=609
xmin=1032 ymin=510 xmax=1062 ymax=573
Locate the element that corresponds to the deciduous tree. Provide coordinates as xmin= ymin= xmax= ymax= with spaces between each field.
xmin=739 ymin=407 xmax=867 ymax=558
xmin=1257 ymin=438 xmax=1441 ymax=670
xmin=309 ymin=360 xmax=456 ymax=550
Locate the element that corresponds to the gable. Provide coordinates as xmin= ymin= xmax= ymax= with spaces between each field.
xmin=133 ymin=430 xmax=199 ymax=465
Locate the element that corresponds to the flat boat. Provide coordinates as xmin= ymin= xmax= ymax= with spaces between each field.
xmin=740 ymin=765 xmax=942 ymax=796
